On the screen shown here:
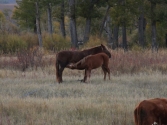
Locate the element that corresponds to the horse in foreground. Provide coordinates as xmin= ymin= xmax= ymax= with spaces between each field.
xmin=67 ymin=53 xmax=110 ymax=82
xmin=134 ymin=98 xmax=167 ymax=125
xmin=55 ymin=44 xmax=111 ymax=83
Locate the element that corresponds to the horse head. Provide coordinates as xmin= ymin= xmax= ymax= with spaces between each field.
xmin=101 ymin=44 xmax=111 ymax=58
xmin=66 ymin=63 xmax=75 ymax=69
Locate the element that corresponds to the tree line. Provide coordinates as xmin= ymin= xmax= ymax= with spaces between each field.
xmin=6 ymin=0 xmax=167 ymax=50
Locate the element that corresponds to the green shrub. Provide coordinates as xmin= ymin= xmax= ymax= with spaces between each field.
xmin=131 ymin=44 xmax=144 ymax=51
xmin=6 ymin=35 xmax=27 ymax=53
xmin=7 ymin=35 xmax=27 ymax=53
xmin=53 ymin=34 xmax=71 ymax=51
xmin=0 ymin=34 xmax=7 ymax=54
xmin=43 ymin=33 xmax=71 ymax=51
xmin=20 ymin=33 xmax=38 ymax=49
xmin=0 ymin=34 xmax=25 ymax=54
xmin=43 ymin=33 xmax=55 ymax=50
xmin=81 ymin=36 xmax=107 ymax=49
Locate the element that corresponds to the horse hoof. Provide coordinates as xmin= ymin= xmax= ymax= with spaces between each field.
xmin=78 ymin=79 xmax=84 ymax=82
xmin=81 ymin=79 xmax=87 ymax=83
xmin=58 ymin=80 xmax=63 ymax=83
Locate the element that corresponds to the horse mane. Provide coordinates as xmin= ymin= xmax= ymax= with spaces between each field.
xmin=81 ymin=45 xmax=103 ymax=56
xmin=81 ymin=45 xmax=102 ymax=51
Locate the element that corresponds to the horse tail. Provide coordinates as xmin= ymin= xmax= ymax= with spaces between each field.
xmin=138 ymin=106 xmax=144 ymax=125
xmin=134 ymin=104 xmax=143 ymax=125
xmin=134 ymin=107 xmax=138 ymax=125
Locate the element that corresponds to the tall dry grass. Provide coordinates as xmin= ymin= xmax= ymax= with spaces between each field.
xmin=1 ymin=49 xmax=167 ymax=124
xmin=110 ymin=49 xmax=167 ymax=75
xmin=1 ymin=49 xmax=167 ymax=75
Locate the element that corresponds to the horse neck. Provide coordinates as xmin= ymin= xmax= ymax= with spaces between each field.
xmin=76 ymin=57 xmax=85 ymax=66
xmin=83 ymin=46 xmax=101 ymax=56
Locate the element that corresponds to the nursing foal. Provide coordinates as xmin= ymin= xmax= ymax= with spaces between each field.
xmin=56 ymin=44 xmax=111 ymax=83
xmin=67 ymin=53 xmax=110 ymax=82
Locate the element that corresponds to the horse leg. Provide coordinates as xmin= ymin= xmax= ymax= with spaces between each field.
xmin=102 ymin=65 xmax=110 ymax=80
xmin=56 ymin=60 xmax=60 ymax=83
xmin=81 ymin=69 xmax=87 ymax=82
xmin=102 ymin=66 xmax=107 ymax=80
xmin=87 ymin=69 xmax=91 ymax=82
xmin=56 ymin=60 xmax=65 ymax=83
xmin=80 ymin=69 xmax=86 ymax=82
xmin=83 ymin=69 xmax=89 ymax=83
xmin=59 ymin=67 xmax=64 ymax=83
xmin=106 ymin=68 xmax=110 ymax=80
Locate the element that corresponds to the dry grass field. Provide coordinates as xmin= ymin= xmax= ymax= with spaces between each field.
xmin=0 ymin=49 xmax=167 ymax=125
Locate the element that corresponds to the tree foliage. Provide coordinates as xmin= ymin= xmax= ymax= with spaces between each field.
xmin=13 ymin=0 xmax=36 ymax=31
xmin=9 ymin=0 xmax=167 ymax=49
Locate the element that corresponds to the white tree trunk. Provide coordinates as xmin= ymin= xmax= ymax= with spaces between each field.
xmin=138 ymin=6 xmax=145 ymax=48
xmin=35 ymin=2 xmax=42 ymax=47
xmin=151 ymin=2 xmax=158 ymax=52
xmin=122 ymin=21 xmax=127 ymax=51
xmin=99 ymin=5 xmax=110 ymax=36
xmin=83 ymin=18 xmax=91 ymax=43
xmin=69 ymin=0 xmax=78 ymax=48
xmin=47 ymin=3 xmax=52 ymax=34
xmin=60 ymin=0 xmax=66 ymax=38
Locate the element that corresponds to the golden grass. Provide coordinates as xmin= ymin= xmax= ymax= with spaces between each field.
xmin=0 ymin=68 xmax=167 ymax=125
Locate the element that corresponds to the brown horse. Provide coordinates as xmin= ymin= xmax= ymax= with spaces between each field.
xmin=67 ymin=53 xmax=110 ymax=82
xmin=134 ymin=98 xmax=167 ymax=125
xmin=56 ymin=44 xmax=111 ymax=83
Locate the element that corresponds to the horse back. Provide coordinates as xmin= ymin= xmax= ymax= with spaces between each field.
xmin=91 ymin=53 xmax=109 ymax=62
xmin=84 ymin=53 xmax=109 ymax=68
xmin=56 ymin=50 xmax=85 ymax=64
xmin=100 ymin=53 xmax=109 ymax=64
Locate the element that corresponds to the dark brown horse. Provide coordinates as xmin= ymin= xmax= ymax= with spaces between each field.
xmin=56 ymin=44 xmax=111 ymax=83
xmin=67 ymin=53 xmax=110 ymax=82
